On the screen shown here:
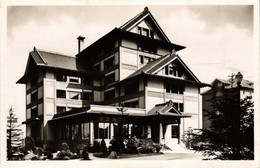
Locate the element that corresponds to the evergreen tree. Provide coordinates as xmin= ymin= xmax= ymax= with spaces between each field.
xmin=194 ymin=95 xmax=254 ymax=160
xmin=7 ymin=107 xmax=23 ymax=160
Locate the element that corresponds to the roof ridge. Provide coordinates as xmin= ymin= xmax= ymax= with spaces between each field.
xmin=144 ymin=54 xmax=170 ymax=73
xmin=119 ymin=7 xmax=149 ymax=30
xmin=34 ymin=48 xmax=47 ymax=64
xmin=37 ymin=49 xmax=75 ymax=58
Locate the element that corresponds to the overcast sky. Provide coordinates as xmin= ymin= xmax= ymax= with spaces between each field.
xmin=3 ymin=5 xmax=255 ymax=126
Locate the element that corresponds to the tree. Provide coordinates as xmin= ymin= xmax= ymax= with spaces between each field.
xmin=194 ymin=95 xmax=254 ymax=160
xmin=7 ymin=107 xmax=23 ymax=160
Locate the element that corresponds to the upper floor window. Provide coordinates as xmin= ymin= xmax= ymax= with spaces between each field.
xmin=125 ymin=101 xmax=138 ymax=108
xmin=57 ymin=74 xmax=67 ymax=82
xmin=57 ymin=90 xmax=66 ymax=98
xmin=138 ymin=26 xmax=154 ymax=38
xmin=68 ymin=76 xmax=80 ymax=84
xmin=104 ymin=73 xmax=115 ymax=85
xmin=57 ymin=106 xmax=66 ymax=114
xmin=139 ymin=55 xmax=154 ymax=64
xmin=31 ymin=90 xmax=38 ymax=102
xmin=104 ymin=89 xmax=115 ymax=101
xmin=166 ymin=83 xmax=184 ymax=94
xmin=104 ymin=56 xmax=115 ymax=70
xmin=138 ymin=44 xmax=156 ymax=54
xmin=31 ymin=106 xmax=38 ymax=118
xmin=173 ymin=103 xmax=184 ymax=112
xmin=67 ymin=107 xmax=80 ymax=111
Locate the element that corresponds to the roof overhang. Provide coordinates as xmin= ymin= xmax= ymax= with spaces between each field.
xmin=48 ymin=104 xmax=190 ymax=123
xmin=77 ymin=28 xmax=186 ymax=58
xmin=16 ymin=65 xmax=102 ymax=84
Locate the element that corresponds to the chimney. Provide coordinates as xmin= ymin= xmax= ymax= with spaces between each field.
xmin=77 ymin=36 xmax=85 ymax=53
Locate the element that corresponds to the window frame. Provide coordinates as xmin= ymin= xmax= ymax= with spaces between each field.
xmin=56 ymin=89 xmax=66 ymax=99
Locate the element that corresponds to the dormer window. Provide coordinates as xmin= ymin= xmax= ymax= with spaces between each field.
xmin=137 ymin=26 xmax=154 ymax=39
xmin=165 ymin=64 xmax=183 ymax=78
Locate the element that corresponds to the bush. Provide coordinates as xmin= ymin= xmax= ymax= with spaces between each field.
xmin=125 ymin=138 xmax=162 ymax=154
xmin=126 ymin=138 xmax=139 ymax=154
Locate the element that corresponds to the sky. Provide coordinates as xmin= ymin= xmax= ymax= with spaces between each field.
xmin=2 ymin=5 xmax=256 ymax=129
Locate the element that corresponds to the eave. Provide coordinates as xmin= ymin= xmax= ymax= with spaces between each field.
xmin=16 ymin=65 xmax=102 ymax=84
xmin=77 ymin=28 xmax=186 ymax=58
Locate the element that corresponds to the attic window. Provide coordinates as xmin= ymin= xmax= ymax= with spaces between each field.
xmin=165 ymin=65 xmax=183 ymax=78
xmin=137 ymin=26 xmax=154 ymax=39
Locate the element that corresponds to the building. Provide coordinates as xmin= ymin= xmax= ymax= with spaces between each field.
xmin=202 ymin=72 xmax=254 ymax=129
xmin=17 ymin=7 xmax=209 ymax=150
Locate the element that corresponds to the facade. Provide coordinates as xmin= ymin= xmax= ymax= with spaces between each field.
xmin=202 ymin=72 xmax=254 ymax=129
xmin=17 ymin=7 xmax=209 ymax=150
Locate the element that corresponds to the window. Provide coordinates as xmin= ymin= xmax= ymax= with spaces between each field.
xmin=143 ymin=28 xmax=149 ymax=37
xmin=137 ymin=26 xmax=154 ymax=39
xmin=67 ymin=107 xmax=80 ymax=111
xmin=81 ymin=123 xmax=90 ymax=140
xmin=68 ymin=76 xmax=80 ymax=84
xmin=69 ymin=91 xmax=81 ymax=100
xmin=104 ymin=89 xmax=115 ymax=100
xmin=104 ymin=56 xmax=115 ymax=69
xmin=64 ymin=125 xmax=70 ymax=140
xmin=166 ymin=83 xmax=184 ymax=94
xmin=57 ymin=106 xmax=66 ymax=114
xmin=31 ymin=106 xmax=38 ymax=118
xmin=125 ymin=81 xmax=139 ymax=95
xmin=57 ymin=90 xmax=66 ymax=98
xmin=139 ymin=55 xmax=153 ymax=64
xmin=139 ymin=55 xmax=144 ymax=64
xmin=57 ymin=74 xmax=67 ymax=82
xmin=138 ymin=44 xmax=156 ymax=54
xmin=71 ymin=124 xmax=80 ymax=140
xmin=171 ymin=125 xmax=179 ymax=138
xmin=104 ymin=73 xmax=115 ymax=85
xmin=82 ymin=92 xmax=92 ymax=101
xmin=165 ymin=65 xmax=183 ymax=77
xmin=173 ymin=103 xmax=184 ymax=112
xmin=125 ymin=101 xmax=138 ymax=108
xmin=31 ymin=90 xmax=38 ymax=102
xmin=94 ymin=122 xmax=110 ymax=139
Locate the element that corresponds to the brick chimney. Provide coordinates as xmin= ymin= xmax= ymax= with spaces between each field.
xmin=77 ymin=36 xmax=85 ymax=53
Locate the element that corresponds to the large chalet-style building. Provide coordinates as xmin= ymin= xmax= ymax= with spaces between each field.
xmin=17 ymin=7 xmax=209 ymax=150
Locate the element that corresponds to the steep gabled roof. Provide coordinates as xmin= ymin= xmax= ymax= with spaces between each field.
xmin=17 ymin=47 xmax=101 ymax=84
xmin=148 ymin=100 xmax=191 ymax=117
xmin=119 ymin=7 xmax=171 ymax=43
xmin=126 ymin=53 xmax=201 ymax=83
xmin=126 ymin=54 xmax=174 ymax=79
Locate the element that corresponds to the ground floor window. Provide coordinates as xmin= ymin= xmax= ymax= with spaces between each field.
xmin=94 ymin=122 xmax=110 ymax=139
xmin=81 ymin=123 xmax=90 ymax=140
xmin=63 ymin=122 xmax=90 ymax=141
